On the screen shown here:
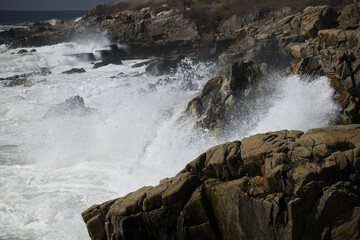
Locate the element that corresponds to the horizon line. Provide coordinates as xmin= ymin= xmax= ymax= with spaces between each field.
xmin=0 ymin=9 xmax=91 ymax=11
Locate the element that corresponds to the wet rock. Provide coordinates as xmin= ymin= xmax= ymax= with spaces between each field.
xmin=30 ymin=49 xmax=36 ymax=53
xmin=62 ymin=68 xmax=86 ymax=74
xmin=43 ymin=95 xmax=92 ymax=118
xmin=17 ymin=49 xmax=28 ymax=54
xmin=145 ymin=55 xmax=184 ymax=76
xmin=0 ymin=68 xmax=51 ymax=87
xmin=69 ymin=53 xmax=96 ymax=62
xmin=131 ymin=59 xmax=154 ymax=68
xmin=0 ymin=75 xmax=30 ymax=87
xmin=92 ymin=45 xmax=125 ymax=68
xmin=82 ymin=124 xmax=360 ymax=240
xmin=99 ymin=45 xmax=127 ymax=64
xmin=187 ymin=61 xmax=262 ymax=134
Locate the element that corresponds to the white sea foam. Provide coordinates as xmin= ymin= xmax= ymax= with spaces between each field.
xmin=74 ymin=17 xmax=83 ymax=22
xmin=0 ymin=39 xmax=339 ymax=239
xmin=48 ymin=19 xmax=58 ymax=25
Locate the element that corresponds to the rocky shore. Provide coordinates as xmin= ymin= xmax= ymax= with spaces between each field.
xmin=82 ymin=124 xmax=360 ymax=240
xmin=2 ymin=0 xmax=360 ymax=239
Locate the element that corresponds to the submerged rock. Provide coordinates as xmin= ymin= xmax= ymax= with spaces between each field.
xmin=82 ymin=124 xmax=360 ymax=240
xmin=62 ymin=68 xmax=86 ymax=74
xmin=69 ymin=53 xmax=96 ymax=62
xmin=0 ymin=75 xmax=31 ymax=87
xmin=0 ymin=68 xmax=51 ymax=87
xmin=43 ymin=96 xmax=92 ymax=118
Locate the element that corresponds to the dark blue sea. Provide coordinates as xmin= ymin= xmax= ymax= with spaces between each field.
xmin=0 ymin=11 xmax=88 ymax=31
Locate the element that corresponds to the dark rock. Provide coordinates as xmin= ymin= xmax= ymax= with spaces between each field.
xmin=0 ymin=75 xmax=30 ymax=87
xmin=145 ymin=55 xmax=184 ymax=76
xmin=17 ymin=49 xmax=28 ymax=54
xmin=131 ymin=59 xmax=155 ymax=68
xmin=43 ymin=95 xmax=92 ymax=118
xmin=30 ymin=49 xmax=36 ymax=53
xmin=92 ymin=45 xmax=126 ymax=68
xmin=99 ymin=45 xmax=127 ymax=64
xmin=69 ymin=53 xmax=96 ymax=62
xmin=0 ymin=68 xmax=50 ymax=87
xmin=82 ymin=124 xmax=360 ymax=240
xmin=62 ymin=68 xmax=86 ymax=74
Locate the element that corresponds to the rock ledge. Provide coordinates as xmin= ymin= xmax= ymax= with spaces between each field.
xmin=82 ymin=124 xmax=360 ymax=240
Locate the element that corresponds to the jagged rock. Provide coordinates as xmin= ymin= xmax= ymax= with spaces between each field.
xmin=93 ymin=45 xmax=125 ymax=68
xmin=99 ymin=45 xmax=127 ymax=64
xmin=82 ymin=124 xmax=360 ymax=240
xmin=145 ymin=55 xmax=184 ymax=76
xmin=338 ymin=3 xmax=360 ymax=30
xmin=0 ymin=75 xmax=31 ymax=87
xmin=62 ymin=68 xmax=86 ymax=74
xmin=187 ymin=60 xmax=262 ymax=133
xmin=43 ymin=95 xmax=92 ymax=118
xmin=0 ymin=67 xmax=51 ymax=87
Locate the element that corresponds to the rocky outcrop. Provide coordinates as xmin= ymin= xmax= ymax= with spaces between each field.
xmin=82 ymin=124 xmax=360 ymax=240
xmin=184 ymin=2 xmax=360 ymax=132
xmin=62 ymin=68 xmax=86 ymax=74
xmin=285 ymin=3 xmax=360 ymax=124
xmin=0 ymin=67 xmax=51 ymax=87
xmin=43 ymin=95 xmax=92 ymax=118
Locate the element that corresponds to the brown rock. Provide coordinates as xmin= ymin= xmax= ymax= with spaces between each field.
xmin=82 ymin=125 xmax=360 ymax=240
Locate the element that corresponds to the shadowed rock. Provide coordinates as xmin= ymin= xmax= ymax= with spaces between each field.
xmin=82 ymin=124 xmax=360 ymax=240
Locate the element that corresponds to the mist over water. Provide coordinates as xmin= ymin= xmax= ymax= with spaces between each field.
xmin=0 ymin=38 xmax=338 ymax=239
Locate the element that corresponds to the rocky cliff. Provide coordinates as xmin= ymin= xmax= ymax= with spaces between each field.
xmin=82 ymin=124 xmax=360 ymax=240
xmin=187 ymin=2 xmax=360 ymax=133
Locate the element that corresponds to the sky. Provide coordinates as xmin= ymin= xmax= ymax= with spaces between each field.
xmin=0 ymin=0 xmax=120 ymax=10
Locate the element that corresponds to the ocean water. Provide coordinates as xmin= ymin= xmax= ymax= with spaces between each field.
xmin=0 ymin=11 xmax=87 ymax=31
xmin=0 ymin=36 xmax=339 ymax=239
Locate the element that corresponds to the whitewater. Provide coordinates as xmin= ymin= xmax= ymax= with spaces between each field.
xmin=0 ymin=38 xmax=338 ymax=239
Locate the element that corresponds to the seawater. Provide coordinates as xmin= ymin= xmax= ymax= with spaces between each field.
xmin=0 ymin=11 xmax=87 ymax=32
xmin=0 ymin=38 xmax=338 ymax=239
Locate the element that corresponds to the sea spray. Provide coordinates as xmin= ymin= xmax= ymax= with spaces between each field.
xmin=0 ymin=42 xmax=338 ymax=239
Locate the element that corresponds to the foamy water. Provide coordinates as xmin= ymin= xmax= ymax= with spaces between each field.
xmin=0 ymin=40 xmax=338 ymax=240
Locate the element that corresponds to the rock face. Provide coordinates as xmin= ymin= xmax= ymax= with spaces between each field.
xmin=185 ymin=2 xmax=360 ymax=132
xmin=82 ymin=124 xmax=360 ymax=240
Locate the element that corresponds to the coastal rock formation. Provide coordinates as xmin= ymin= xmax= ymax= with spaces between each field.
xmin=0 ymin=67 xmax=51 ymax=87
xmin=185 ymin=2 xmax=360 ymax=132
xmin=82 ymin=124 xmax=360 ymax=240
xmin=43 ymin=95 xmax=92 ymax=118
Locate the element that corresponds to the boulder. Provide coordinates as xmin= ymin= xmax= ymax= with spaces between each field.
xmin=187 ymin=61 xmax=262 ymax=134
xmin=82 ymin=124 xmax=360 ymax=240
xmin=43 ymin=95 xmax=92 ymax=118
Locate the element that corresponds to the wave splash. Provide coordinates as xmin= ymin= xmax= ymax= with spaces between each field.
xmin=0 ymin=39 xmax=338 ymax=239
